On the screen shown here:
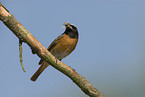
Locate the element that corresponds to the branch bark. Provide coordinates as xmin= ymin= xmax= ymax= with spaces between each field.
xmin=0 ymin=2 xmax=105 ymax=97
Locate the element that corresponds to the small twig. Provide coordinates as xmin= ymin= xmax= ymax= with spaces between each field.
xmin=19 ymin=39 xmax=26 ymax=72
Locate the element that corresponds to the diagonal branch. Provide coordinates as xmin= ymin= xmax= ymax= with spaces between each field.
xmin=0 ymin=2 xmax=105 ymax=97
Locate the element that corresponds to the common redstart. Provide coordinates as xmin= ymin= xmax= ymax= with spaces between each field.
xmin=31 ymin=22 xmax=79 ymax=81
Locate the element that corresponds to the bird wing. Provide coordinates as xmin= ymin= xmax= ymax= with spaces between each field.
xmin=38 ymin=33 xmax=65 ymax=65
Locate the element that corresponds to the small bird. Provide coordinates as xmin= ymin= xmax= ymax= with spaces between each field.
xmin=31 ymin=22 xmax=79 ymax=81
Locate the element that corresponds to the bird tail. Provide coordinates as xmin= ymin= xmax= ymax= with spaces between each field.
xmin=30 ymin=61 xmax=49 ymax=81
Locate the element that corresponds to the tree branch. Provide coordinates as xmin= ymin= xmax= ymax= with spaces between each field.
xmin=0 ymin=2 xmax=105 ymax=97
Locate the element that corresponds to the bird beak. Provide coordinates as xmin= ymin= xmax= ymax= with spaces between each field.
xmin=62 ymin=21 xmax=72 ymax=29
xmin=64 ymin=21 xmax=71 ymax=27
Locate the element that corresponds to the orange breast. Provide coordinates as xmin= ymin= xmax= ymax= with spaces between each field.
xmin=50 ymin=35 xmax=78 ymax=60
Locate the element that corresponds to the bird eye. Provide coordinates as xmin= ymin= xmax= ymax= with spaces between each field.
xmin=70 ymin=25 xmax=76 ymax=30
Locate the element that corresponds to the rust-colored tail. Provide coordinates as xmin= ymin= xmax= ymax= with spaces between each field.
xmin=31 ymin=61 xmax=49 ymax=81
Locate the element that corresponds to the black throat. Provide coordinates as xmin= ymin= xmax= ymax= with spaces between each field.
xmin=64 ymin=29 xmax=78 ymax=39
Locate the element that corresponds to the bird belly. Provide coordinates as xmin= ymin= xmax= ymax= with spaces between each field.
xmin=50 ymin=35 xmax=78 ymax=60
